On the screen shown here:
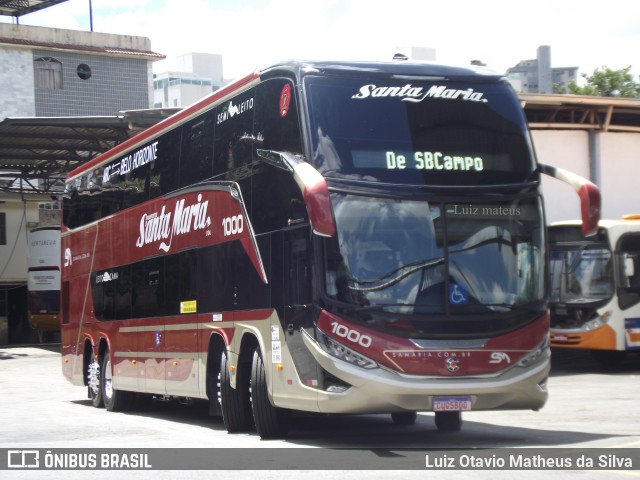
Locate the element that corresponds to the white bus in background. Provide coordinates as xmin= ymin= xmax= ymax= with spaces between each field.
xmin=549 ymin=216 xmax=640 ymax=365
xmin=27 ymin=226 xmax=61 ymax=342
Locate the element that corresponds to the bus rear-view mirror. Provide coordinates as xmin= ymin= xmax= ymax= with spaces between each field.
xmin=539 ymin=163 xmax=601 ymax=237
xmin=624 ymin=254 xmax=636 ymax=278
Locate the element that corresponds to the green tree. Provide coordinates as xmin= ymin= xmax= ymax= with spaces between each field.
xmin=567 ymin=66 xmax=640 ymax=97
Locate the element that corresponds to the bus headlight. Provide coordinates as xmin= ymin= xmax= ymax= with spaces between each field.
xmin=583 ymin=310 xmax=612 ymax=331
xmin=518 ymin=335 xmax=550 ymax=368
xmin=317 ymin=329 xmax=378 ymax=369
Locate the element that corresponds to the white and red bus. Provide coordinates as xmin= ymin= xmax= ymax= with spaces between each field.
xmin=61 ymin=60 xmax=600 ymax=438
xmin=27 ymin=226 xmax=61 ymax=340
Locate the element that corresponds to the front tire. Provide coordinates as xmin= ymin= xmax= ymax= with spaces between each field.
xmin=251 ymin=347 xmax=289 ymax=439
xmin=435 ymin=411 xmax=462 ymax=432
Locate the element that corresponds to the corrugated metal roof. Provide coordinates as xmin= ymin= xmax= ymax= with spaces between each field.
xmin=521 ymin=93 xmax=640 ymax=133
xmin=0 ymin=36 xmax=165 ymax=59
xmin=0 ymin=110 xmax=179 ymax=195
xmin=0 ymin=0 xmax=69 ymax=17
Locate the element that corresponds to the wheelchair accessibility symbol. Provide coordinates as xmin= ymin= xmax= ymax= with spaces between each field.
xmin=449 ymin=284 xmax=468 ymax=305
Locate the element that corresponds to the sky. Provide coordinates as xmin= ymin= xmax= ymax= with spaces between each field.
xmin=2 ymin=0 xmax=639 ymax=82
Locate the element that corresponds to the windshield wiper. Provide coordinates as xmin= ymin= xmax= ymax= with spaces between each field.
xmin=349 ymin=303 xmax=413 ymax=313
xmin=348 ymin=257 xmax=445 ymax=292
xmin=482 ymin=302 xmax=546 ymax=313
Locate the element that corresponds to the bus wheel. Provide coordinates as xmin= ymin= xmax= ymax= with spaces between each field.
xmin=435 ymin=411 xmax=462 ymax=432
xmin=88 ymin=354 xmax=103 ymax=408
xmin=391 ymin=412 xmax=417 ymax=425
xmin=219 ymin=349 xmax=253 ymax=432
xmin=101 ymin=348 xmax=133 ymax=412
xmin=251 ymin=347 xmax=290 ymax=439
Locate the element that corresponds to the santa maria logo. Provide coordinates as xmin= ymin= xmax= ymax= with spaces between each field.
xmin=351 ymin=84 xmax=487 ymax=103
xmin=136 ymin=194 xmax=212 ymax=252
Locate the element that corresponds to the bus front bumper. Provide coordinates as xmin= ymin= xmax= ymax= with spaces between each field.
xmin=550 ymin=324 xmax=617 ymax=350
xmin=302 ymin=330 xmax=550 ymax=414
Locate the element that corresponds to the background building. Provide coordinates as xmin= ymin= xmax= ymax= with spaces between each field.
xmin=153 ymin=52 xmax=225 ymax=108
xmin=0 ymin=23 xmax=164 ymax=119
xmin=392 ymin=46 xmax=436 ymax=61
xmin=506 ymin=45 xmax=578 ymax=93
xmin=0 ymin=20 xmax=164 ymax=344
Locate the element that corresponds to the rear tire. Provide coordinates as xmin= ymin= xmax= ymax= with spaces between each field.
xmin=435 ymin=411 xmax=462 ymax=432
xmin=88 ymin=350 xmax=103 ymax=408
xmin=101 ymin=348 xmax=133 ymax=412
xmin=251 ymin=347 xmax=289 ymax=439
xmin=219 ymin=349 xmax=253 ymax=432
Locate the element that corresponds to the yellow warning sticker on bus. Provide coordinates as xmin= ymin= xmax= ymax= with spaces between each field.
xmin=180 ymin=300 xmax=197 ymax=314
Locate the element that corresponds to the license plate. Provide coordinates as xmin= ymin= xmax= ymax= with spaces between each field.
xmin=433 ymin=396 xmax=472 ymax=411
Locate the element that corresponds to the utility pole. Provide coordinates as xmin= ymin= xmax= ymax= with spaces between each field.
xmin=89 ymin=0 xmax=93 ymax=32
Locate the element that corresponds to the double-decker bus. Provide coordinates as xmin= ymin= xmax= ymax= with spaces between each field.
xmin=27 ymin=226 xmax=61 ymax=341
xmin=549 ymin=217 xmax=640 ymax=365
xmin=60 ymin=60 xmax=600 ymax=438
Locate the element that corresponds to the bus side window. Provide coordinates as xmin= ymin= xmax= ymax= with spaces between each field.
xmin=115 ymin=265 xmax=132 ymax=320
xmin=151 ymin=127 xmax=182 ymax=196
xmin=99 ymin=163 xmax=124 ymax=219
xmin=179 ymin=112 xmax=215 ymax=188
xmin=617 ymin=233 xmax=640 ymax=310
xmin=254 ymin=79 xmax=303 ymax=155
xmin=213 ymin=88 xmax=256 ymax=176
xmin=62 ymin=188 xmax=80 ymax=229
xmin=123 ymin=161 xmax=151 ymax=209
xmin=131 ymin=258 xmax=162 ymax=318
xmin=77 ymin=173 xmax=101 ymax=225
xmin=251 ymin=78 xmax=306 ymax=234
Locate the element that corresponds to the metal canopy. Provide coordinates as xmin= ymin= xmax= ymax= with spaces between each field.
xmin=521 ymin=93 xmax=640 ymax=133
xmin=0 ymin=0 xmax=69 ymax=17
xmin=0 ymin=109 xmax=179 ymax=195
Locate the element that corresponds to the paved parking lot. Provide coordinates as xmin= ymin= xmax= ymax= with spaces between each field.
xmin=0 ymin=345 xmax=638 ymax=479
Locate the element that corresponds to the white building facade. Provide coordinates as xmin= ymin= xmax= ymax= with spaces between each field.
xmin=153 ymin=52 xmax=226 ymax=108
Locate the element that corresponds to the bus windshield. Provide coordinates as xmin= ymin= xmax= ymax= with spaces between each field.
xmin=306 ymin=76 xmax=535 ymax=186
xmin=549 ymin=246 xmax=615 ymax=304
xmin=324 ymin=193 xmax=545 ymax=335
xmin=28 ymin=288 xmax=60 ymax=314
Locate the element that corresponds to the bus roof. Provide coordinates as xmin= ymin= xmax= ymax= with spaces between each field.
xmin=65 ymin=59 xmax=506 ymax=182
xmin=261 ymin=59 xmax=503 ymax=81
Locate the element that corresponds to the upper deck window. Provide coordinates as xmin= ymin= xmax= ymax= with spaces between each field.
xmin=305 ymin=76 xmax=535 ymax=186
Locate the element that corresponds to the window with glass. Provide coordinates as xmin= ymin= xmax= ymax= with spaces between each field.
xmin=34 ymin=57 xmax=63 ymax=90
xmin=305 ymin=76 xmax=535 ymax=186
xmin=323 ymin=193 xmax=545 ymax=337
xmin=548 ymin=225 xmax=615 ymax=306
